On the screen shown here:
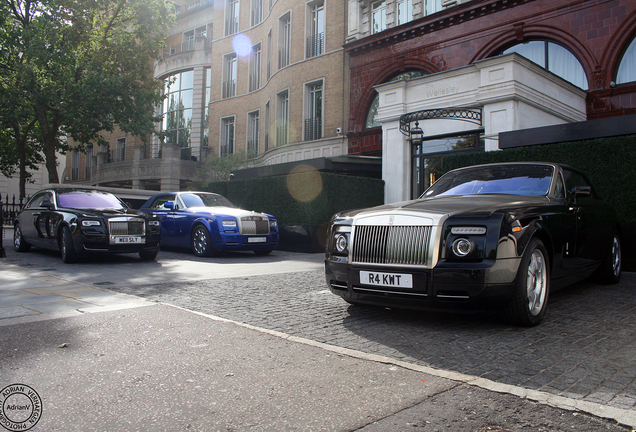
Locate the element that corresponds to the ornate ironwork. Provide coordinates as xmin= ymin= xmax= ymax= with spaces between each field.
xmin=400 ymin=107 xmax=483 ymax=136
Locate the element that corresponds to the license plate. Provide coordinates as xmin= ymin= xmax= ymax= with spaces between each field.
xmin=112 ymin=236 xmax=144 ymax=244
xmin=360 ymin=271 xmax=413 ymax=288
xmin=247 ymin=237 xmax=266 ymax=243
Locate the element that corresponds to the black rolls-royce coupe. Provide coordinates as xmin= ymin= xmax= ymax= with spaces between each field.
xmin=325 ymin=163 xmax=622 ymax=326
xmin=13 ymin=188 xmax=162 ymax=263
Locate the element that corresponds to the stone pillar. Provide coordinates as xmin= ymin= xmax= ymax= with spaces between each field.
xmin=160 ymin=143 xmax=181 ymax=191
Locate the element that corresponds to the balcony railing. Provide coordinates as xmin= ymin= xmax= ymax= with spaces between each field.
xmin=276 ymin=125 xmax=288 ymax=146
xmin=247 ymin=139 xmax=259 ymax=153
xmin=278 ymin=48 xmax=289 ymax=69
xmin=222 ymin=79 xmax=236 ymax=98
xmin=304 ymin=117 xmax=323 ymax=141
xmin=249 ymin=73 xmax=260 ymax=92
xmin=306 ymin=32 xmax=324 ymax=58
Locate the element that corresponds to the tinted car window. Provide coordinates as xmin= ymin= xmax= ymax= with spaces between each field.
xmin=562 ymin=169 xmax=594 ymax=198
xmin=181 ymin=193 xmax=236 ymax=208
xmin=149 ymin=195 xmax=176 ymax=209
xmin=25 ymin=192 xmax=51 ymax=209
xmin=423 ymin=165 xmax=553 ymax=198
xmin=57 ymin=191 xmax=126 ymax=209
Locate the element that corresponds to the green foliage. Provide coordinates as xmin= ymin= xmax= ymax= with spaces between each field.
xmin=202 ymin=172 xmax=385 ymax=227
xmin=441 ymin=135 xmax=636 ymax=223
xmin=0 ymin=0 xmax=174 ymax=183
xmin=193 ymin=150 xmax=259 ymax=185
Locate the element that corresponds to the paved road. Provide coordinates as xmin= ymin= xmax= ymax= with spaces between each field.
xmin=2 ymin=230 xmax=636 ymax=430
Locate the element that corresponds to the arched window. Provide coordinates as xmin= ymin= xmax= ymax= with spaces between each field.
xmin=501 ymin=41 xmax=588 ymax=90
xmin=617 ymin=36 xmax=636 ymax=84
xmin=365 ymin=71 xmax=428 ymax=129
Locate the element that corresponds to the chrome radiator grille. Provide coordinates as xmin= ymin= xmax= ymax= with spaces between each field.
xmin=352 ymin=225 xmax=432 ymax=266
xmin=109 ymin=218 xmax=145 ymax=236
xmin=240 ymin=216 xmax=269 ymax=235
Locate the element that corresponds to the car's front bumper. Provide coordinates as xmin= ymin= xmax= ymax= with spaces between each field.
xmin=325 ymin=255 xmax=521 ymax=313
xmin=211 ymin=232 xmax=279 ymax=251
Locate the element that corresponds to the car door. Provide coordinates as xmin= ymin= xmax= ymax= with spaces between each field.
xmin=563 ymin=168 xmax=608 ymax=270
xmin=26 ymin=191 xmax=57 ymax=249
xmin=146 ymin=194 xmax=177 ymax=246
xmin=170 ymin=195 xmax=192 ymax=248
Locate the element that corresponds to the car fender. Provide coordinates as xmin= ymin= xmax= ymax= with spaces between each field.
xmin=515 ymin=219 xmax=554 ymax=266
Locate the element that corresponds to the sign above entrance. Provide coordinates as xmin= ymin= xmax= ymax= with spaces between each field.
xmin=399 ymin=107 xmax=483 ymax=137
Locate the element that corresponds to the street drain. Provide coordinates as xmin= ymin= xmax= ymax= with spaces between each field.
xmin=94 ymin=281 xmax=115 ymax=285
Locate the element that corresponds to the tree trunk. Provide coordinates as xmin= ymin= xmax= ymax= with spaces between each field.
xmin=35 ymin=107 xmax=61 ymax=184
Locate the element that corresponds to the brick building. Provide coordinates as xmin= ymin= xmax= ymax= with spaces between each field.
xmin=59 ymin=0 xmax=351 ymax=192
xmin=345 ymin=0 xmax=636 ymax=202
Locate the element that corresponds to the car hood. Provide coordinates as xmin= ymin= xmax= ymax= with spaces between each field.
xmin=188 ymin=206 xmax=272 ymax=218
xmin=69 ymin=208 xmax=152 ymax=218
xmin=337 ymin=194 xmax=550 ymax=219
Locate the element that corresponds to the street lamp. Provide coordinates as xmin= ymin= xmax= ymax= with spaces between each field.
xmin=410 ymin=120 xmax=423 ymax=145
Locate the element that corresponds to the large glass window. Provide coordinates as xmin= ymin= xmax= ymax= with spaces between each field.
xmin=71 ymin=150 xmax=79 ymax=180
xmin=366 ymin=71 xmax=427 ymax=129
xmin=411 ymin=132 xmax=484 ymax=198
xmin=203 ymin=68 xmax=211 ymax=147
xmin=221 ymin=117 xmax=235 ymax=156
xmin=226 ymin=0 xmax=240 ymax=36
xmin=249 ymin=43 xmax=262 ymax=92
xmin=279 ymin=13 xmax=291 ymax=69
xmin=397 ymin=0 xmax=412 ymax=26
xmin=248 ymin=110 xmax=260 ymax=153
xmin=276 ymin=90 xmax=289 ymax=146
xmin=305 ymin=81 xmax=323 ymax=141
xmin=251 ymin=0 xmax=263 ymax=26
xmin=223 ymin=53 xmax=237 ymax=98
xmin=307 ymin=2 xmax=324 ymax=58
xmin=424 ymin=0 xmax=441 ymax=16
xmin=502 ymin=41 xmax=588 ymax=90
xmin=162 ymin=70 xmax=194 ymax=148
xmin=617 ymin=35 xmax=636 ymax=84
xmin=371 ymin=1 xmax=386 ymax=34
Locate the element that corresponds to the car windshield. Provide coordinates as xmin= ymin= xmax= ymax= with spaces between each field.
xmin=180 ymin=193 xmax=236 ymax=208
xmin=57 ymin=191 xmax=126 ymax=209
xmin=422 ymin=165 xmax=554 ymax=198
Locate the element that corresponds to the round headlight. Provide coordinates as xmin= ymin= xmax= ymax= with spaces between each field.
xmin=452 ymin=238 xmax=473 ymax=257
xmin=335 ymin=234 xmax=348 ymax=253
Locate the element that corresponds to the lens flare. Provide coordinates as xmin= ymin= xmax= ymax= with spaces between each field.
xmin=232 ymin=34 xmax=253 ymax=57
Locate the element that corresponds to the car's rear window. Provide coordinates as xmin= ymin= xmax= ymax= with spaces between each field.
xmin=423 ymin=165 xmax=554 ymax=198
xmin=57 ymin=192 xmax=125 ymax=209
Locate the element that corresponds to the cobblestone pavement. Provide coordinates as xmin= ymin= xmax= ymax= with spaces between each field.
xmin=102 ymin=268 xmax=636 ymax=414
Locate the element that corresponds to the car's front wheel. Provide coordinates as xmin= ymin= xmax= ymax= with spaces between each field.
xmin=60 ymin=226 xmax=78 ymax=263
xmin=14 ymin=223 xmax=31 ymax=252
xmin=505 ymin=238 xmax=549 ymax=327
xmin=191 ymin=225 xmax=214 ymax=257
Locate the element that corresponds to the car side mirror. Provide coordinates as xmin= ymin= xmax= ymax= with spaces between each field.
xmin=164 ymin=201 xmax=175 ymax=210
xmin=572 ymin=186 xmax=591 ymax=200
xmin=41 ymin=199 xmax=54 ymax=209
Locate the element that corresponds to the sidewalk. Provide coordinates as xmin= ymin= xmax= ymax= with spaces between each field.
xmin=1 ymin=261 xmax=634 ymax=431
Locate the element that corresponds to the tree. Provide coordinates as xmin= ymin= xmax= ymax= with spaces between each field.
xmin=193 ymin=150 xmax=260 ymax=187
xmin=0 ymin=0 xmax=174 ymax=184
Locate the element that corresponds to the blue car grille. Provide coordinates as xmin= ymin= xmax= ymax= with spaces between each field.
xmin=352 ymin=225 xmax=432 ymax=266
xmin=241 ymin=216 xmax=269 ymax=235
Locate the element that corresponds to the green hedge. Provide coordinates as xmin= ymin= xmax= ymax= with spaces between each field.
xmin=442 ymin=135 xmax=636 ymax=223
xmin=203 ymin=171 xmax=385 ymax=227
